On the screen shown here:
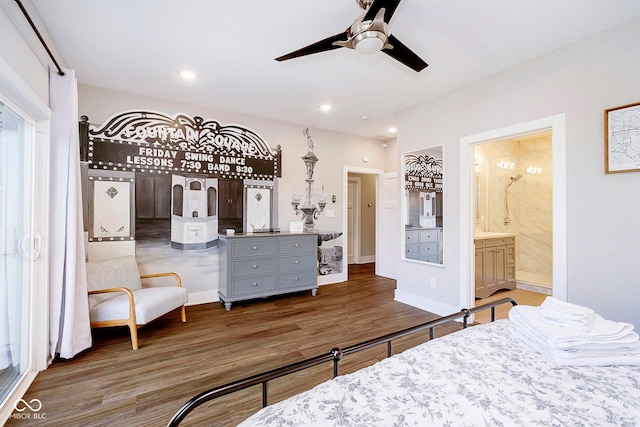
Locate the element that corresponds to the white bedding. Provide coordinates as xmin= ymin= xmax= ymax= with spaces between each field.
xmin=238 ymin=320 xmax=640 ymax=426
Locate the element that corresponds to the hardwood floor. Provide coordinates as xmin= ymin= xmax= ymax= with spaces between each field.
xmin=7 ymin=264 xmax=543 ymax=427
xmin=474 ymin=287 xmax=547 ymax=324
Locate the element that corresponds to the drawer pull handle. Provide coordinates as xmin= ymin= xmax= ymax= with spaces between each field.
xmin=294 ymin=277 xmax=300 ymax=281
xmin=407 ymin=249 xmax=412 ymax=253
xmin=252 ymin=246 xmax=258 ymax=250
xmin=252 ymin=282 xmax=258 ymax=287
xmin=294 ymin=243 xmax=300 ymax=248
xmin=252 ymin=264 xmax=258 ymax=269
xmin=294 ymin=260 xmax=300 ymax=264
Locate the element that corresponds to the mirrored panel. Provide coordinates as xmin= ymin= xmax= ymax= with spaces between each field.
xmin=402 ymin=145 xmax=444 ymax=265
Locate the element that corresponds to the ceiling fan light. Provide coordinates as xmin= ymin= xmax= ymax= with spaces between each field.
xmin=354 ymin=32 xmax=385 ymax=54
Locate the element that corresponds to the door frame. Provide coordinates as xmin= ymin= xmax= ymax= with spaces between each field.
xmin=342 ymin=166 xmax=384 ymax=281
xmin=459 ymin=114 xmax=567 ymax=309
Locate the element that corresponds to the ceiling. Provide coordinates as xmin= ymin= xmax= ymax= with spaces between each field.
xmin=29 ymin=0 xmax=640 ymax=140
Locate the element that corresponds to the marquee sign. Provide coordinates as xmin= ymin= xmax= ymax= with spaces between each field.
xmin=82 ymin=111 xmax=281 ymax=179
xmin=404 ymin=153 xmax=443 ymax=192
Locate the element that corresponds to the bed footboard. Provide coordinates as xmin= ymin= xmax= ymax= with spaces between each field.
xmin=167 ymin=297 xmax=517 ymax=426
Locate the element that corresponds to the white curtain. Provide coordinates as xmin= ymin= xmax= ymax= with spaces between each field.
xmin=48 ymin=67 xmax=92 ymax=360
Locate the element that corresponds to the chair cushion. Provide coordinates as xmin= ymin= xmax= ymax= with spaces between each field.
xmin=89 ymin=286 xmax=188 ymax=324
xmin=86 ymin=256 xmax=143 ymax=309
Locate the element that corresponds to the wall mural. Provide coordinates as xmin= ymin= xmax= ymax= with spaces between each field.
xmin=289 ymin=129 xmax=343 ymax=276
xmin=83 ymin=110 xmax=281 ymax=178
xmin=79 ymin=111 xmax=282 ymax=300
xmin=80 ymin=111 xmax=343 ymax=301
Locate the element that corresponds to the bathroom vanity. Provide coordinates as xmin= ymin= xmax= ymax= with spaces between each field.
xmin=474 ymin=232 xmax=516 ymax=298
xmin=218 ymin=232 xmax=318 ymax=310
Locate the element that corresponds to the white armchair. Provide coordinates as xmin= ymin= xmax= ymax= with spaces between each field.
xmin=86 ymin=255 xmax=188 ymax=350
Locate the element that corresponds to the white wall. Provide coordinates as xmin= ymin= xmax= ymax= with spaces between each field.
xmin=384 ymin=138 xmax=398 ymax=172
xmin=0 ymin=0 xmax=51 ymax=104
xmin=396 ymin=18 xmax=640 ymax=326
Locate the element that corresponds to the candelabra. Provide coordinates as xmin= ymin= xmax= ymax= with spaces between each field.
xmin=291 ymin=129 xmax=327 ymax=232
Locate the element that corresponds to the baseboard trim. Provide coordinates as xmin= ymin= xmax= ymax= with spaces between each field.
xmin=394 ymin=289 xmax=459 ymax=316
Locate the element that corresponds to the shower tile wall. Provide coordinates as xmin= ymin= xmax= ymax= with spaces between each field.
xmin=475 ymin=135 xmax=552 ymax=279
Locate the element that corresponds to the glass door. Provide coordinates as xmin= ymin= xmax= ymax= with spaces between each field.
xmin=0 ymin=98 xmax=35 ymax=405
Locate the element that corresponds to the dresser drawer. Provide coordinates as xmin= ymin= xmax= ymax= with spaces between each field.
xmin=232 ymin=275 xmax=276 ymax=296
xmin=278 ymin=236 xmax=316 ymax=254
xmin=405 ymin=230 xmax=420 ymax=242
xmin=405 ymin=242 xmax=420 ymax=256
xmin=419 ymin=230 xmax=439 ymax=242
xmin=278 ymin=270 xmax=316 ymax=290
xmin=419 ymin=255 xmax=439 ymax=263
xmin=278 ymin=254 xmax=316 ymax=272
xmin=418 ymin=242 xmax=438 ymax=254
xmin=484 ymin=238 xmax=507 ymax=248
xmin=232 ymin=258 xmax=277 ymax=276
xmin=232 ymin=239 xmax=277 ymax=258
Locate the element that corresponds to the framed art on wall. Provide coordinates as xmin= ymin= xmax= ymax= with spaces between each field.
xmin=605 ymin=101 xmax=640 ymax=173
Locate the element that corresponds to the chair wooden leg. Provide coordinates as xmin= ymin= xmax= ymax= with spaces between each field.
xmin=129 ymin=324 xmax=139 ymax=350
xmin=180 ymin=305 xmax=187 ymax=323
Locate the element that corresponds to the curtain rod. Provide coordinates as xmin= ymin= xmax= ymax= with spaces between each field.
xmin=14 ymin=0 xmax=65 ymax=76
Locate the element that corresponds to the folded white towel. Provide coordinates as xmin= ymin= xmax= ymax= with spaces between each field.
xmin=539 ymin=296 xmax=595 ymax=327
xmin=510 ymin=326 xmax=640 ymax=367
xmin=509 ymin=305 xmax=636 ymax=349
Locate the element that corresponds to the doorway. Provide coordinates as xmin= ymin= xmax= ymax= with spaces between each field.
xmin=474 ymin=131 xmax=553 ymax=295
xmin=347 ymin=177 xmax=360 ymax=264
xmin=459 ymin=114 xmax=567 ymax=309
xmin=341 ymin=166 xmax=385 ymax=284
xmin=347 ymin=173 xmax=376 ymax=265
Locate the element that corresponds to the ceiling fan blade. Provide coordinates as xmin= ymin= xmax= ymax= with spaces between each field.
xmin=383 ymin=34 xmax=428 ymax=72
xmin=275 ymin=32 xmax=349 ymax=61
xmin=363 ymin=0 xmax=402 ymax=23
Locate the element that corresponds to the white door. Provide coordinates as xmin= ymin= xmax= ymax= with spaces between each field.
xmin=0 ymin=98 xmax=36 ymax=405
xmin=376 ymin=172 xmax=398 ymax=279
xmin=347 ymin=179 xmax=359 ymax=264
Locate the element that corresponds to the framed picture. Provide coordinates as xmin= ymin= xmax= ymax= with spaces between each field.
xmin=605 ymin=101 xmax=640 ymax=173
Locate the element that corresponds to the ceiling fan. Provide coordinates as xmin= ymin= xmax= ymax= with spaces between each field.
xmin=275 ymin=0 xmax=428 ymax=72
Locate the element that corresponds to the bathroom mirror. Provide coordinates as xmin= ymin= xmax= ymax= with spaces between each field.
xmin=402 ymin=145 xmax=444 ymax=265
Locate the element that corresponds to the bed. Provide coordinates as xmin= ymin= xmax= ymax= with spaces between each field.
xmin=168 ymin=299 xmax=640 ymax=426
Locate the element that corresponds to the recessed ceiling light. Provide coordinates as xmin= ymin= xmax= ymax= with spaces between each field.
xmin=360 ymin=115 xmax=369 ymax=121
xmin=319 ymin=104 xmax=333 ymax=112
xmin=387 ymin=127 xmax=398 ymax=133
xmin=180 ymin=70 xmax=197 ymax=80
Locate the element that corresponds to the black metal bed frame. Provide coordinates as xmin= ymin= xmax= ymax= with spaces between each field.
xmin=167 ymin=297 xmax=517 ymax=426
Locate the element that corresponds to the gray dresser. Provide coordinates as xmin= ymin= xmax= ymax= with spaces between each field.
xmin=405 ymin=227 xmax=442 ymax=263
xmin=218 ymin=232 xmax=318 ymax=310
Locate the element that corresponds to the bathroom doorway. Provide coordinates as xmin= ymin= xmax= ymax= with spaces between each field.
xmin=474 ymin=131 xmax=552 ymax=295
xmin=459 ymin=114 xmax=567 ymax=310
